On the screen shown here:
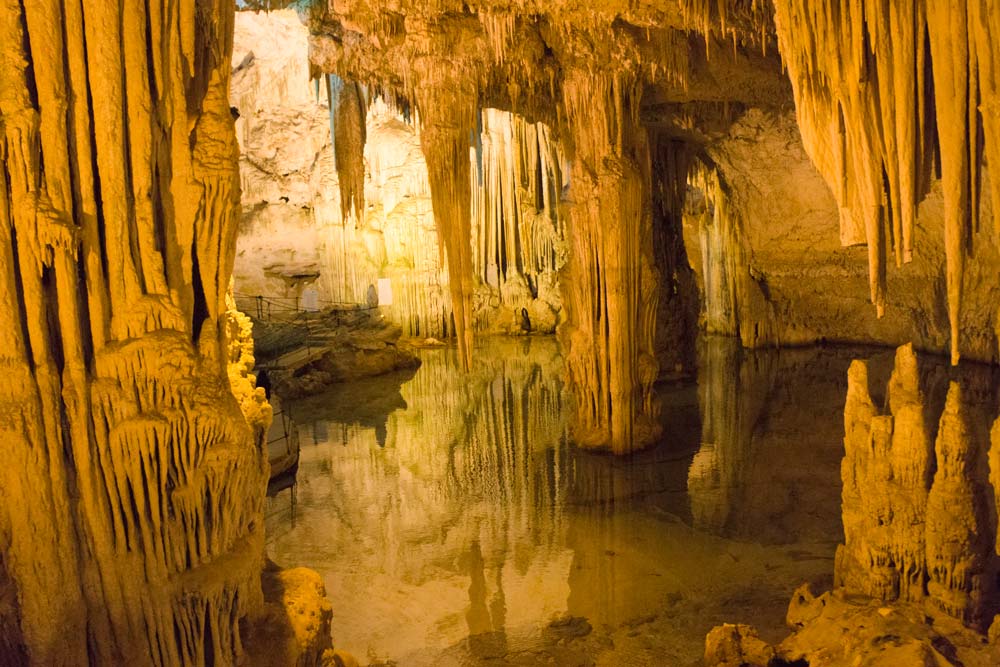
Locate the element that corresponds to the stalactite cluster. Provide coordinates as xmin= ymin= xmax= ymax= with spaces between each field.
xmin=772 ymin=0 xmax=1000 ymax=364
xmin=471 ymin=109 xmax=567 ymax=330
xmin=837 ymin=344 xmax=1000 ymax=631
xmin=0 ymin=0 xmax=268 ymax=663
xmin=306 ymin=0 xmax=785 ymax=451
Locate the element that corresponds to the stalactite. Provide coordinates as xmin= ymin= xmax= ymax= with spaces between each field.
xmin=772 ymin=0 xmax=1000 ymax=364
xmin=471 ymin=108 xmax=566 ymax=330
xmin=559 ymin=68 xmax=661 ymax=454
xmin=326 ymin=72 xmax=343 ymax=169
xmin=415 ymin=77 xmax=478 ymax=370
xmin=689 ymin=162 xmax=777 ymax=347
xmin=0 ymin=0 xmax=268 ymax=663
xmin=335 ymin=80 xmax=368 ymax=225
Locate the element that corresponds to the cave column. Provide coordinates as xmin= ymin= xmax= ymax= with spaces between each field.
xmin=559 ymin=69 xmax=661 ymax=454
xmin=0 ymin=0 xmax=268 ymax=663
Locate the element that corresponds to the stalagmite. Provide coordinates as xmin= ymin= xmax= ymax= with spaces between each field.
xmin=835 ymin=345 xmax=932 ymax=603
xmin=416 ymin=79 xmax=479 ymax=370
xmin=0 ymin=0 xmax=268 ymax=663
xmin=835 ymin=344 xmax=1000 ymax=632
xmin=926 ymin=382 xmax=999 ymax=631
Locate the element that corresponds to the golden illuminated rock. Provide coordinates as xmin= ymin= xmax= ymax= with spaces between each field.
xmin=834 ymin=344 xmax=1000 ymax=631
xmin=0 ymin=0 xmax=269 ymax=663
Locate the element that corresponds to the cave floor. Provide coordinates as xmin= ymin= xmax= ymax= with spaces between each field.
xmin=263 ymin=336 xmax=899 ymax=666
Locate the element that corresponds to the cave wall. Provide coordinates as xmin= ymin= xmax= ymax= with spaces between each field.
xmin=0 ymin=0 xmax=268 ymax=663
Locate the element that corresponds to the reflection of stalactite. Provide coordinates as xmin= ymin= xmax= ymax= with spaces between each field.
xmin=559 ymin=68 xmax=661 ymax=454
xmin=290 ymin=339 xmax=570 ymax=579
xmin=772 ymin=1 xmax=1000 ymax=364
xmin=687 ymin=338 xmax=775 ymax=534
xmin=836 ymin=344 xmax=1000 ymax=631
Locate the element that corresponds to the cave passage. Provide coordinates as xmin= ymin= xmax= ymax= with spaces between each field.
xmin=4 ymin=0 xmax=1000 ymax=664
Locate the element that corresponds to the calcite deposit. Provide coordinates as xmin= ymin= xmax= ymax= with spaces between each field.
xmin=4 ymin=0 xmax=1000 ymax=663
xmin=302 ymin=0 xmax=999 ymax=452
xmin=0 ymin=0 xmax=268 ymax=663
xmin=835 ymin=344 xmax=1000 ymax=629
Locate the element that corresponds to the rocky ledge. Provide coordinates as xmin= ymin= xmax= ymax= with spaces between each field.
xmin=253 ymin=307 xmax=421 ymax=400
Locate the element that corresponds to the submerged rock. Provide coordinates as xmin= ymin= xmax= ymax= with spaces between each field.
xmin=245 ymin=563 xmax=335 ymax=667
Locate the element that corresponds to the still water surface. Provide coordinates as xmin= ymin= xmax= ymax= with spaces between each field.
xmin=265 ymin=336 xmax=860 ymax=666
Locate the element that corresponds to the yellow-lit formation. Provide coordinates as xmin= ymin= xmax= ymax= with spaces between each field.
xmin=2 ymin=0 xmax=1000 ymax=664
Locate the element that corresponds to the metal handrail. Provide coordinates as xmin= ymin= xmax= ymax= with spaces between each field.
xmin=233 ymin=292 xmax=377 ymax=321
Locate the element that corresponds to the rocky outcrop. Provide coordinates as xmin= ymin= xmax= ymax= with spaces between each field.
xmin=257 ymin=308 xmax=420 ymax=400
xmin=777 ymin=588 xmax=1000 ymax=667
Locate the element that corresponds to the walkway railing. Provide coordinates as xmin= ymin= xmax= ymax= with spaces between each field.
xmin=233 ymin=292 xmax=376 ymax=322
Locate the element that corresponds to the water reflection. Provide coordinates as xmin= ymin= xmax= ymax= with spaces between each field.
xmin=266 ymin=337 xmax=864 ymax=665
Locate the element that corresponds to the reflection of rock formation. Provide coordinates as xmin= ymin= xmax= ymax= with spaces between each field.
xmin=267 ymin=338 xmax=573 ymax=659
xmin=686 ymin=338 xmax=851 ymax=544
xmin=688 ymin=338 xmax=775 ymax=534
xmin=836 ymin=344 xmax=1000 ymax=631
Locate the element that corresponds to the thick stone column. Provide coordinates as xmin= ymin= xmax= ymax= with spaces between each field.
xmin=0 ymin=0 xmax=267 ymax=663
xmin=558 ymin=69 xmax=661 ymax=454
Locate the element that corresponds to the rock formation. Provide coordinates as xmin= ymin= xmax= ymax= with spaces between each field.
xmin=772 ymin=0 xmax=1000 ymax=365
xmin=835 ymin=344 xmax=1000 ymax=629
xmin=707 ymin=343 xmax=1000 ymax=666
xmin=0 ymin=0 xmax=269 ymax=663
xmin=231 ymin=10 xmax=567 ymax=344
xmin=836 ymin=345 xmax=933 ymax=604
